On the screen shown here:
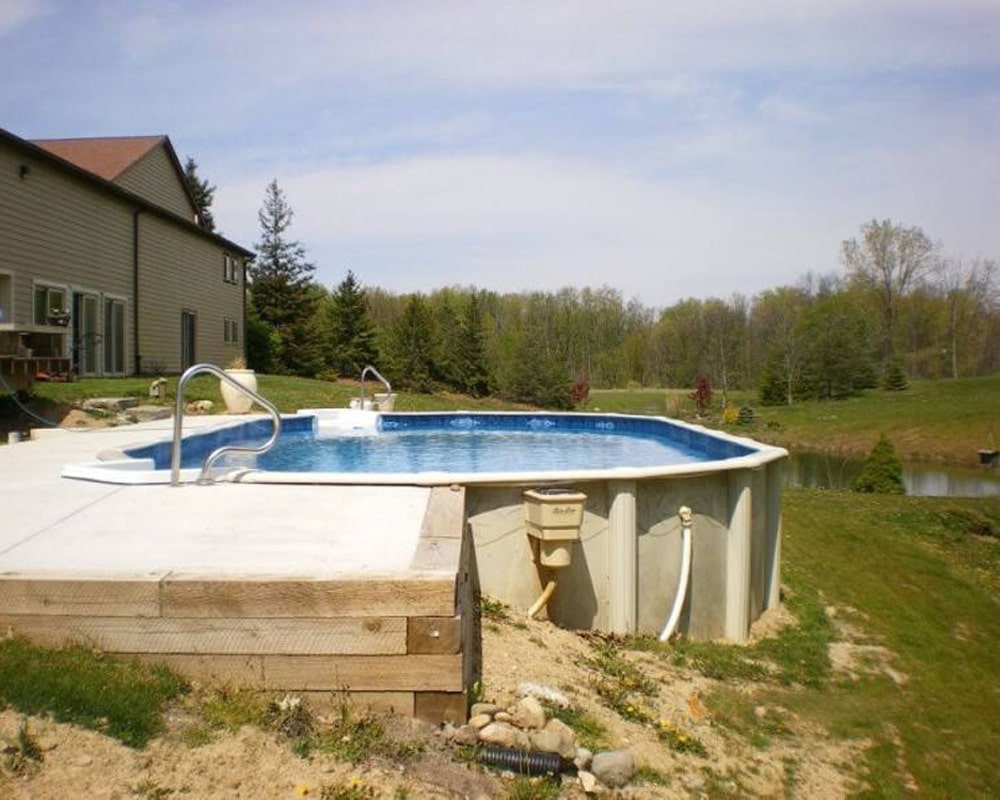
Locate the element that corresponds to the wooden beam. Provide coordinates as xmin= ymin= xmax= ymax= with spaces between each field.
xmin=0 ymin=614 xmax=407 ymax=655
xmin=414 ymin=691 xmax=467 ymax=725
xmin=160 ymin=577 xmax=456 ymax=618
xmin=407 ymin=616 xmax=461 ymax=654
xmin=144 ymin=653 xmax=463 ymax=692
xmin=0 ymin=577 xmax=161 ymax=617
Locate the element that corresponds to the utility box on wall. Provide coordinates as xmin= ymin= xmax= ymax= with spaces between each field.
xmin=523 ymin=488 xmax=587 ymax=567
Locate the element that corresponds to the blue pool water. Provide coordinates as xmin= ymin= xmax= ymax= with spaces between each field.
xmin=129 ymin=412 xmax=755 ymax=475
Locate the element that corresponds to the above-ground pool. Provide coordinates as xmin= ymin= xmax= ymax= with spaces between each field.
xmin=64 ymin=410 xmax=766 ymax=486
xmin=63 ymin=409 xmax=787 ymax=643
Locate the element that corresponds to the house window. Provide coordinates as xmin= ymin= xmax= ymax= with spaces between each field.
xmin=103 ymin=298 xmax=125 ymax=374
xmin=223 ymin=318 xmax=238 ymax=343
xmin=33 ymin=283 xmax=67 ymax=326
xmin=0 ymin=272 xmax=12 ymax=325
xmin=181 ymin=310 xmax=196 ymax=370
xmin=223 ymin=254 xmax=240 ymax=284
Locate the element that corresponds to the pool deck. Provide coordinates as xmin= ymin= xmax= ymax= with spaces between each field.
xmin=0 ymin=417 xmax=476 ymax=723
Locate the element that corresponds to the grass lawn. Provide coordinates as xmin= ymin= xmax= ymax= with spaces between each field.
xmin=592 ymin=374 xmax=1000 ymax=465
xmin=777 ymin=490 xmax=1000 ymax=797
xmin=11 ymin=373 xmax=522 ymax=423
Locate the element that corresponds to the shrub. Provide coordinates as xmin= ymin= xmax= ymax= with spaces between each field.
xmin=690 ymin=374 xmax=713 ymax=414
xmin=852 ymin=434 xmax=905 ymax=494
xmin=883 ymin=360 xmax=909 ymax=392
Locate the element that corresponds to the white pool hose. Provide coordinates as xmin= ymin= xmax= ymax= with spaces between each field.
xmin=527 ymin=578 xmax=558 ymax=619
xmin=659 ymin=506 xmax=694 ymax=642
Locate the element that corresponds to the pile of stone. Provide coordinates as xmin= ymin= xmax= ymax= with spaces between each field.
xmin=446 ymin=685 xmax=635 ymax=793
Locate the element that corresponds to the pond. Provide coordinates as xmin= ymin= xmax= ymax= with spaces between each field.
xmin=786 ymin=451 xmax=1000 ymax=498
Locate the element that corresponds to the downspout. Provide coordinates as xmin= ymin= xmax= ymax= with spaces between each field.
xmin=132 ymin=209 xmax=145 ymax=375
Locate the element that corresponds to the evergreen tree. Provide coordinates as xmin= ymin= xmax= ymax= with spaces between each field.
xmin=327 ymin=270 xmax=378 ymax=378
xmin=183 ymin=157 xmax=216 ymax=232
xmin=432 ymin=295 xmax=464 ymax=391
xmin=385 ymin=295 xmax=436 ymax=392
xmin=458 ymin=293 xmax=491 ymax=397
xmin=852 ymin=434 xmax=905 ymax=494
xmin=248 ymin=180 xmax=317 ymax=375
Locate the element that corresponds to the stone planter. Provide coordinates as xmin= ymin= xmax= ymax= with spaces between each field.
xmin=220 ymin=368 xmax=257 ymax=414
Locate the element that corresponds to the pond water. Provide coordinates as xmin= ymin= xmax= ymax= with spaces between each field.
xmin=786 ymin=451 xmax=1000 ymax=498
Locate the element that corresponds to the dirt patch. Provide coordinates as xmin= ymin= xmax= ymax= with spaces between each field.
xmin=2 ymin=604 xmax=876 ymax=799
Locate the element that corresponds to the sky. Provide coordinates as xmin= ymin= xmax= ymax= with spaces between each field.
xmin=2 ymin=0 xmax=998 ymax=308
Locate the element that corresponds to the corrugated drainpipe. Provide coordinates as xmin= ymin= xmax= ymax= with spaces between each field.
xmin=132 ymin=209 xmax=144 ymax=375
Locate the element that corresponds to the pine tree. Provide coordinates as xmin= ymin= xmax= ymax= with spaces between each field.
xmin=852 ymin=434 xmax=905 ymax=494
xmin=327 ymin=270 xmax=378 ymax=378
xmin=433 ymin=295 xmax=464 ymax=391
xmin=385 ymin=295 xmax=436 ymax=392
xmin=183 ymin=157 xmax=216 ymax=232
xmin=248 ymin=180 xmax=317 ymax=375
xmin=458 ymin=293 xmax=491 ymax=397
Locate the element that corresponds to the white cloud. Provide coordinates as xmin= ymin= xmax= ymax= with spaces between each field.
xmin=0 ymin=0 xmax=46 ymax=37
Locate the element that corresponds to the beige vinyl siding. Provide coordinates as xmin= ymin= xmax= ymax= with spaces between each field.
xmin=137 ymin=214 xmax=243 ymax=372
xmin=114 ymin=143 xmax=196 ymax=222
xmin=0 ymin=144 xmax=134 ymax=367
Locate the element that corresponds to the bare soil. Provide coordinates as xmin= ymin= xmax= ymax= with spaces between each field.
xmin=0 ymin=601 xmax=893 ymax=800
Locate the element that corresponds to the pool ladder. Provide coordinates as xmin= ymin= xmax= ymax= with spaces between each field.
xmin=358 ymin=364 xmax=392 ymax=410
xmin=170 ymin=363 xmax=282 ymax=486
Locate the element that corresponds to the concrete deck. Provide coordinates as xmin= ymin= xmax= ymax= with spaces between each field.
xmin=0 ymin=417 xmax=476 ymax=724
xmin=0 ymin=417 xmax=430 ymax=576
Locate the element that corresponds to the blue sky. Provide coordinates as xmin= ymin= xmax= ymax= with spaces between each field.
xmin=2 ymin=0 xmax=998 ymax=306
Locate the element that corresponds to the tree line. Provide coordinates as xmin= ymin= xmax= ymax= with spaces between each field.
xmin=222 ymin=179 xmax=1000 ymax=408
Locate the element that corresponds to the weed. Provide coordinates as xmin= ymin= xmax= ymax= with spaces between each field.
xmin=634 ymin=765 xmax=671 ymax=786
xmin=703 ymin=689 xmax=790 ymax=748
xmin=130 ymin=779 xmax=175 ymax=799
xmin=583 ymin=638 xmax=657 ymax=723
xmin=2 ymin=719 xmax=43 ymax=775
xmin=0 ymin=638 xmax=187 ymax=748
xmin=311 ymin=701 xmax=421 ymax=765
xmin=320 ymin=779 xmax=376 ymax=799
xmin=540 ymin=701 xmax=609 ymax=751
xmin=655 ymin=719 xmax=707 ymax=757
xmin=503 ymin=775 xmax=561 ymax=800
xmin=199 ymin=686 xmax=269 ymax=732
xmin=480 ymin=595 xmax=511 ymax=623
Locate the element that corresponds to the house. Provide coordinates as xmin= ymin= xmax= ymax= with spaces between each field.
xmin=0 ymin=127 xmax=253 ymax=392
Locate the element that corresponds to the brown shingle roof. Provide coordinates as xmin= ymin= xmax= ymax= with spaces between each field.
xmin=31 ymin=135 xmax=165 ymax=181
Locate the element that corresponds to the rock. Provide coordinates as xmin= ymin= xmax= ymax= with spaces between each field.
xmin=591 ymin=749 xmax=634 ymax=789
xmin=510 ymin=696 xmax=547 ymax=730
xmin=451 ymin=725 xmax=480 ymax=746
xmin=543 ymin=718 xmax=577 ymax=758
xmin=82 ymin=397 xmax=138 ymax=412
xmin=470 ymin=702 xmax=502 ymax=718
xmin=528 ymin=729 xmax=563 ymax=755
xmin=579 ymin=770 xmax=598 ymax=793
xmin=186 ymin=400 xmax=214 ymax=414
xmin=129 ymin=405 xmax=172 ymax=422
xmin=517 ymin=681 xmax=570 ymax=708
xmin=574 ymin=746 xmax=593 ymax=771
xmin=478 ymin=722 xmax=525 ymax=749
xmin=494 ymin=711 xmax=514 ymax=723
xmin=468 ymin=713 xmax=492 ymax=730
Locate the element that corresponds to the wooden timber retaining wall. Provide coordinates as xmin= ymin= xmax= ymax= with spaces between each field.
xmin=0 ymin=486 xmax=479 ymax=725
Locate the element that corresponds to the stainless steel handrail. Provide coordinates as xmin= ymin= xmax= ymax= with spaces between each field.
xmin=359 ymin=364 xmax=392 ymax=408
xmin=170 ymin=363 xmax=282 ymax=486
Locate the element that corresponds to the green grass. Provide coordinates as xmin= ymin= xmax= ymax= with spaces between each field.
xmin=592 ymin=374 xmax=1000 ymax=465
xmin=777 ymin=490 xmax=1000 ymax=797
xmin=25 ymin=373 xmax=523 ymax=417
xmin=539 ymin=702 xmax=610 ymax=751
xmin=0 ymin=638 xmax=187 ymax=748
